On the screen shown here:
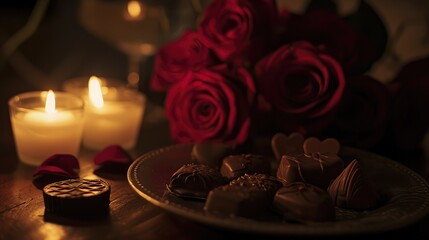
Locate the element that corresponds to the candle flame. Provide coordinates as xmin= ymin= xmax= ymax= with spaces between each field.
xmin=45 ymin=90 xmax=57 ymax=113
xmin=88 ymin=76 xmax=104 ymax=108
xmin=127 ymin=0 xmax=143 ymax=18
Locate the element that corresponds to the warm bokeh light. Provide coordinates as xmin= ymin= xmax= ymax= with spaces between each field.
xmin=39 ymin=223 xmax=66 ymax=240
xmin=88 ymin=76 xmax=104 ymax=108
xmin=44 ymin=90 xmax=56 ymax=113
xmin=127 ymin=0 xmax=143 ymax=18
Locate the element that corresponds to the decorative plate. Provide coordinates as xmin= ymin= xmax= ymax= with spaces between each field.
xmin=127 ymin=143 xmax=429 ymax=236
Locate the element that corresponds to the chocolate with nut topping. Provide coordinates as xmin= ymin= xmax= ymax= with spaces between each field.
xmin=204 ymin=173 xmax=282 ymax=218
xmin=220 ymin=154 xmax=271 ymax=179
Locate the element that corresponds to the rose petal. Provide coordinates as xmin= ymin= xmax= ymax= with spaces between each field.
xmin=33 ymin=154 xmax=80 ymax=178
xmin=33 ymin=166 xmax=75 ymax=178
xmin=94 ymin=145 xmax=132 ymax=166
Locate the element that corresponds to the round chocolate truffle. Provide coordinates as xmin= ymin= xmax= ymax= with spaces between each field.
xmin=167 ymin=163 xmax=228 ymax=200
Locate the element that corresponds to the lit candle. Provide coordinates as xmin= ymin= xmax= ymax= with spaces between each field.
xmin=81 ymin=76 xmax=145 ymax=151
xmin=9 ymin=90 xmax=85 ymax=166
xmin=124 ymin=0 xmax=144 ymax=21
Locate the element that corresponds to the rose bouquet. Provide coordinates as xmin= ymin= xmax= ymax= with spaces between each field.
xmin=149 ymin=0 xmax=429 ymax=154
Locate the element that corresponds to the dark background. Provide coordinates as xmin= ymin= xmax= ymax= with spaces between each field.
xmin=1 ymin=1 xmax=429 ymax=239
xmin=0 ymin=0 xmax=142 ymax=151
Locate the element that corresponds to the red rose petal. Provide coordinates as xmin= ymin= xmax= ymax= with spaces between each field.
xmin=33 ymin=154 xmax=80 ymax=178
xmin=33 ymin=166 xmax=75 ymax=178
xmin=94 ymin=145 xmax=132 ymax=166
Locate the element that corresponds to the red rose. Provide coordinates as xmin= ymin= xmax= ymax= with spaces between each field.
xmin=327 ymin=75 xmax=389 ymax=149
xmin=198 ymin=0 xmax=279 ymax=66
xmin=150 ymin=30 xmax=218 ymax=92
xmin=285 ymin=10 xmax=377 ymax=75
xmin=165 ymin=65 xmax=256 ymax=146
xmin=255 ymin=41 xmax=345 ymax=134
xmin=389 ymin=57 xmax=429 ymax=151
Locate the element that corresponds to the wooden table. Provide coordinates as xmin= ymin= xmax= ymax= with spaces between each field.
xmin=1 ymin=2 xmax=429 ymax=239
xmin=1 ymin=100 xmax=429 ymax=240
xmin=0 ymin=102 xmax=244 ymax=240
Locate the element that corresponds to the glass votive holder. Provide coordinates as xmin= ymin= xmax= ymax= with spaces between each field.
xmin=62 ymin=76 xmax=125 ymax=97
xmin=63 ymin=76 xmax=146 ymax=151
xmin=9 ymin=91 xmax=85 ymax=166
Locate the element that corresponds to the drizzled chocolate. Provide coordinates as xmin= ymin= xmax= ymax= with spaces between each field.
xmin=167 ymin=163 xmax=228 ymax=200
xmin=328 ymin=159 xmax=379 ymax=210
xmin=276 ymin=137 xmax=344 ymax=188
xmin=276 ymin=152 xmax=344 ymax=189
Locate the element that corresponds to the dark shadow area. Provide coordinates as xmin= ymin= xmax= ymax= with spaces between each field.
xmin=43 ymin=209 xmax=112 ymax=226
xmin=93 ymin=164 xmax=129 ymax=180
xmin=32 ymin=175 xmax=73 ymax=190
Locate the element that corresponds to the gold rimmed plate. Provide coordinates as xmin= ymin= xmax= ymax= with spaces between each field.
xmin=127 ymin=143 xmax=429 ymax=236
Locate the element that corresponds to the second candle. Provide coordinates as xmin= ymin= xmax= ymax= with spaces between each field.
xmin=65 ymin=76 xmax=145 ymax=151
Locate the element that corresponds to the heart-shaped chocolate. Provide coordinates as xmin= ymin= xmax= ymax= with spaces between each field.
xmin=191 ymin=143 xmax=234 ymax=169
xmin=271 ymin=132 xmax=305 ymax=161
xmin=303 ymin=137 xmax=341 ymax=155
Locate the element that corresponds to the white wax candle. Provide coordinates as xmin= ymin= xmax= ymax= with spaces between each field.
xmin=73 ymin=76 xmax=145 ymax=150
xmin=64 ymin=76 xmax=145 ymax=151
xmin=82 ymin=100 xmax=144 ymax=150
xmin=9 ymin=91 xmax=84 ymax=166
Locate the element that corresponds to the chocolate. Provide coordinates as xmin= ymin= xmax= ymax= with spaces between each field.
xmin=191 ymin=142 xmax=234 ymax=169
xmin=271 ymin=132 xmax=305 ymax=161
xmin=276 ymin=137 xmax=344 ymax=188
xmin=328 ymin=159 xmax=379 ymax=210
xmin=273 ymin=182 xmax=335 ymax=222
xmin=276 ymin=152 xmax=344 ymax=189
xmin=204 ymin=184 xmax=270 ymax=218
xmin=229 ymin=173 xmax=283 ymax=199
xmin=220 ymin=154 xmax=271 ymax=179
xmin=204 ymin=173 xmax=282 ymax=218
xmin=303 ymin=137 xmax=341 ymax=155
xmin=43 ymin=178 xmax=110 ymax=217
xmin=167 ymin=163 xmax=228 ymax=200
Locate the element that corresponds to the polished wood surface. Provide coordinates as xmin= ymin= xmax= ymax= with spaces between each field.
xmin=1 ymin=1 xmax=429 ymax=239
xmin=2 ymin=104 xmax=429 ymax=240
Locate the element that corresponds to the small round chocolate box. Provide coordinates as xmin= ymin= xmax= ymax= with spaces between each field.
xmin=43 ymin=178 xmax=111 ymax=217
